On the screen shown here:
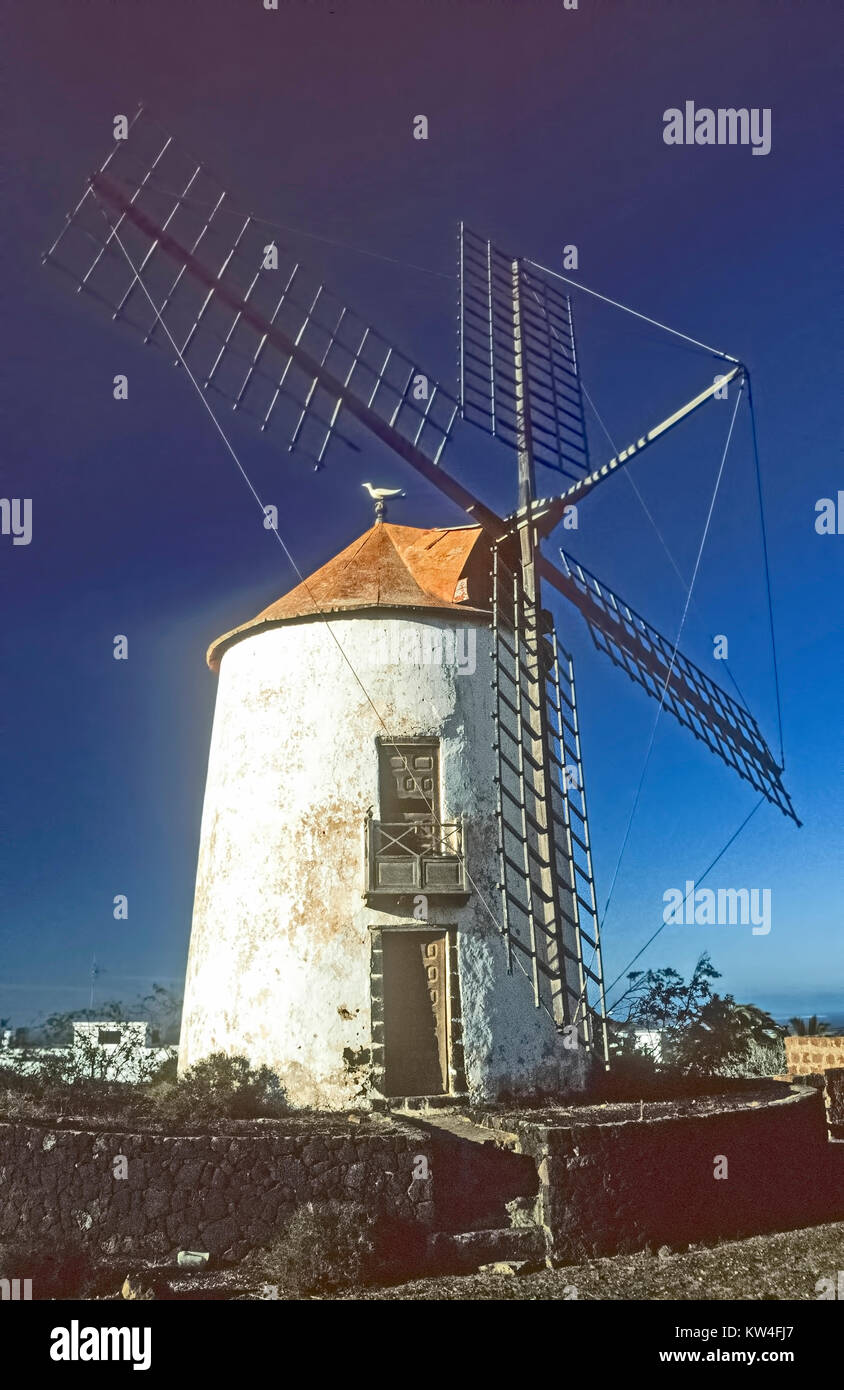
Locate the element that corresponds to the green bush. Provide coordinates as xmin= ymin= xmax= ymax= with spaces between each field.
xmin=595 ymin=1049 xmax=664 ymax=1101
xmin=149 ymin=1052 xmax=178 ymax=1085
xmin=716 ymin=1037 xmax=787 ymax=1078
xmin=0 ymin=1065 xmax=32 ymax=1094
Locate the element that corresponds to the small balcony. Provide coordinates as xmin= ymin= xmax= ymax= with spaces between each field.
xmin=365 ymin=814 xmax=469 ymax=899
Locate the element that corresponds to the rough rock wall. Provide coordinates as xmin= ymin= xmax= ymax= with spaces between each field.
xmin=4 ymin=1090 xmax=836 ymax=1270
xmin=785 ymin=1035 xmax=844 ymax=1074
xmin=0 ymin=1119 xmax=434 ymax=1261
xmin=510 ymin=1088 xmax=844 ymax=1261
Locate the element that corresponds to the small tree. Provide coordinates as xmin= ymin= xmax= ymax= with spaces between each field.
xmin=133 ymin=984 xmax=183 ymax=1045
xmin=612 ymin=953 xmax=720 ymax=1037
xmin=611 ymin=953 xmax=784 ymax=1078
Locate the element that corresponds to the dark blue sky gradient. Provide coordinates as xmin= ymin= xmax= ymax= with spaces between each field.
xmin=2 ymin=0 xmax=842 ymax=1029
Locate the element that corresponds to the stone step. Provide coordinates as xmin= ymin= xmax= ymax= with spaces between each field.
xmin=427 ymin=1224 xmax=546 ymax=1273
xmin=388 ymin=1094 xmax=471 ymax=1113
xmin=392 ymin=1108 xmax=519 ymax=1150
xmin=395 ymin=1107 xmax=539 ymax=1233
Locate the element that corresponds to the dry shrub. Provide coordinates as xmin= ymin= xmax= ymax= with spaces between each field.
xmin=152 ymin=1052 xmax=288 ymax=1124
xmin=0 ymin=1053 xmax=287 ymax=1129
xmin=252 ymin=1201 xmax=425 ymax=1295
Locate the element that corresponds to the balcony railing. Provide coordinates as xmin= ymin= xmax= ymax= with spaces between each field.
xmin=365 ymin=814 xmax=469 ymax=897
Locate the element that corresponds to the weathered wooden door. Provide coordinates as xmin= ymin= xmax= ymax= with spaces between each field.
xmin=382 ymin=931 xmax=449 ymax=1096
xmin=378 ymin=741 xmax=440 ymax=857
xmin=380 ymin=742 xmax=439 ymax=819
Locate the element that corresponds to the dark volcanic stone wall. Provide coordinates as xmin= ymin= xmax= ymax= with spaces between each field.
xmin=511 ymin=1087 xmax=844 ymax=1261
xmin=0 ymin=1119 xmax=435 ymax=1260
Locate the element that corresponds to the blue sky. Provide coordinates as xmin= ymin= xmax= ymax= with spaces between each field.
xmin=2 ymin=0 xmax=841 ymax=1030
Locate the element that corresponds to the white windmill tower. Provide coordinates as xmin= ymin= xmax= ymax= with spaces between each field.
xmin=43 ymin=109 xmax=797 ymax=1109
xmin=181 ymin=509 xmax=594 ymax=1106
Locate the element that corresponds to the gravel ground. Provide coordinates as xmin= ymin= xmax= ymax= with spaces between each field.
xmin=323 ymin=1222 xmax=844 ymax=1301
xmin=90 ymin=1220 xmax=843 ymax=1300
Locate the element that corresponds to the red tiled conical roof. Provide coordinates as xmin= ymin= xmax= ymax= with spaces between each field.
xmin=207 ymin=522 xmax=491 ymax=670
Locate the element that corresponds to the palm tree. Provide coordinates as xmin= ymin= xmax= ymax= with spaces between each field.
xmin=787 ymin=1014 xmax=831 ymax=1036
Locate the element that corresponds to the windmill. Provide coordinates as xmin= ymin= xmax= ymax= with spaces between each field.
xmin=43 ymin=108 xmax=798 ymax=1093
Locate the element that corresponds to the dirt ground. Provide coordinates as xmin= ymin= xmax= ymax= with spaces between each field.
xmin=53 ymin=1218 xmax=844 ymax=1300
xmin=323 ymin=1221 xmax=844 ymax=1301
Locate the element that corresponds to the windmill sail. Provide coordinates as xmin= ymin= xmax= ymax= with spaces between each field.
xmin=492 ymin=546 xmax=608 ymax=1050
xmin=458 ymin=224 xmax=590 ymax=482
xmin=547 ymin=550 xmax=799 ymax=824
xmin=43 ymin=108 xmax=459 ymax=475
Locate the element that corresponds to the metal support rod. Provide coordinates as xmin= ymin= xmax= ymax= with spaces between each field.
xmin=512 ymin=365 xmax=745 ymax=535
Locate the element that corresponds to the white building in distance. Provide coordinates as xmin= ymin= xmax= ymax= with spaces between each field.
xmin=0 ymin=1021 xmax=173 ymax=1083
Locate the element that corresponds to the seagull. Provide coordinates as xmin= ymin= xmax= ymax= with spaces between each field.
xmin=362 ymin=482 xmax=406 ymax=521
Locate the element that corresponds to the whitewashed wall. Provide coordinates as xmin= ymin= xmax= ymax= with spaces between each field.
xmin=180 ymin=611 xmax=588 ymax=1107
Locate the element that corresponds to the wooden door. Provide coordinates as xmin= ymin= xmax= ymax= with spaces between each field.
xmin=379 ymin=741 xmax=440 ymax=857
xmin=382 ymin=931 xmax=449 ymax=1096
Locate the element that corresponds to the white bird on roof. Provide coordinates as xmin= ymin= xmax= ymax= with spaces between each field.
xmin=362 ymin=482 xmax=405 ymax=520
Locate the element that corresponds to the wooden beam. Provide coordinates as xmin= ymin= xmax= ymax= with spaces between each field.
xmin=90 ymin=171 xmax=510 ymax=542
